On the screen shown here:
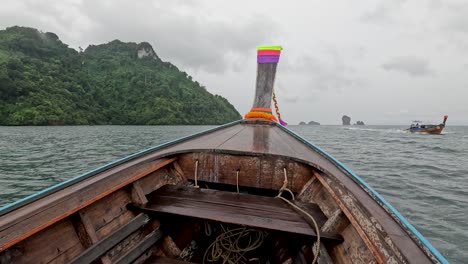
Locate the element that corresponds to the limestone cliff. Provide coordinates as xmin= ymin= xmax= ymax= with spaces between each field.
xmin=342 ymin=115 xmax=351 ymax=125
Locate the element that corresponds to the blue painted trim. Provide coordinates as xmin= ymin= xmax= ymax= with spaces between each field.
xmin=0 ymin=120 xmax=242 ymax=216
xmin=278 ymin=124 xmax=449 ymax=264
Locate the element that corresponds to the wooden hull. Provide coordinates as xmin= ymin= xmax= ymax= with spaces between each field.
xmin=0 ymin=120 xmax=447 ymax=264
xmin=408 ymin=125 xmax=444 ymax=134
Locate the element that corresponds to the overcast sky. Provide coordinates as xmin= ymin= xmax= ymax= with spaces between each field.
xmin=1 ymin=0 xmax=467 ymax=125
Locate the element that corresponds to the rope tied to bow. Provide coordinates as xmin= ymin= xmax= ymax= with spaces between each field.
xmin=272 ymin=90 xmax=287 ymax=126
xmin=276 ymin=168 xmax=321 ymax=264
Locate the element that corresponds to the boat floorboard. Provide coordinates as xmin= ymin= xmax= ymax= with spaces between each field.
xmin=133 ymin=185 xmax=341 ymax=242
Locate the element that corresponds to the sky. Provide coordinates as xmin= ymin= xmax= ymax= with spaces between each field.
xmin=1 ymin=0 xmax=467 ymax=125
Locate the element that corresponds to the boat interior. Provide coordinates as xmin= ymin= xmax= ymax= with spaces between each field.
xmin=0 ymin=121 xmax=438 ymax=264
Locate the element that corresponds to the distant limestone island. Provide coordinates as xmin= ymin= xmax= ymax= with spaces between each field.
xmin=341 ymin=115 xmax=365 ymax=126
xmin=299 ymin=121 xmax=320 ymax=125
xmin=342 ymin=115 xmax=351 ymax=125
xmin=0 ymin=26 xmax=241 ymax=125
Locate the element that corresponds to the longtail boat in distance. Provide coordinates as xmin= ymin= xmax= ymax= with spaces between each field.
xmin=0 ymin=46 xmax=449 ymax=264
xmin=407 ymin=115 xmax=448 ymax=134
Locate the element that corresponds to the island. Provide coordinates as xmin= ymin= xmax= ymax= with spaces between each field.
xmin=0 ymin=26 xmax=241 ymax=125
xmin=342 ymin=115 xmax=351 ymax=125
xmin=354 ymin=121 xmax=365 ymax=125
xmin=299 ymin=121 xmax=320 ymax=125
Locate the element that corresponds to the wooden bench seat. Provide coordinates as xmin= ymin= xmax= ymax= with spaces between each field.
xmin=132 ymin=185 xmax=342 ymax=243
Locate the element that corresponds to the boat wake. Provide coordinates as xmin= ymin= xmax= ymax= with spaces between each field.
xmin=342 ymin=127 xmax=408 ymax=134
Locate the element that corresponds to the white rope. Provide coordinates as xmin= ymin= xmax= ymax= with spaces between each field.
xmin=236 ymin=170 xmax=240 ymax=193
xmin=276 ymin=168 xmax=321 ymax=264
xmin=194 ymin=160 xmax=199 ymax=188
xmin=277 ymin=168 xmax=295 ymax=200
xmin=203 ymin=225 xmax=267 ymax=264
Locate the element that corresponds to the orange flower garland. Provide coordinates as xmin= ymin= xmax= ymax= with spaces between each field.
xmin=244 ymin=108 xmax=278 ymax=121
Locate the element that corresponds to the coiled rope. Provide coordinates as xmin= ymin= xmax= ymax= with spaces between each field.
xmin=203 ymin=225 xmax=267 ymax=264
xmin=236 ymin=170 xmax=240 ymax=193
xmin=202 ymin=170 xmax=266 ymax=263
xmin=202 ymin=168 xmax=321 ymax=264
xmin=276 ymin=168 xmax=321 ymax=264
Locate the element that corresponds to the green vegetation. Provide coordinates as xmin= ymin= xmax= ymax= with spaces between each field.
xmin=0 ymin=26 xmax=241 ymax=125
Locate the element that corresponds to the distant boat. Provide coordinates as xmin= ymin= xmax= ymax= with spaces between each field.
xmin=407 ymin=116 xmax=448 ymax=134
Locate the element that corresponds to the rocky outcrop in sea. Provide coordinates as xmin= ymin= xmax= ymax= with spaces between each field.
xmin=342 ymin=115 xmax=351 ymax=125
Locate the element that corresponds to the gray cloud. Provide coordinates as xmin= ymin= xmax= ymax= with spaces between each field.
xmin=282 ymin=52 xmax=362 ymax=92
xmin=0 ymin=0 xmax=94 ymax=43
xmin=78 ymin=0 xmax=278 ymax=73
xmin=444 ymin=3 xmax=468 ymax=34
xmin=427 ymin=0 xmax=443 ymax=10
xmin=381 ymin=56 xmax=433 ymax=77
xmin=360 ymin=0 xmax=405 ymax=24
xmin=0 ymin=0 xmax=278 ymax=73
xmin=283 ymin=96 xmax=299 ymax=103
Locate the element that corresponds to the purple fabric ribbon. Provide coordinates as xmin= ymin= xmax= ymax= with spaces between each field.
xmin=279 ymin=117 xmax=287 ymax=126
xmin=257 ymin=55 xmax=280 ymax=63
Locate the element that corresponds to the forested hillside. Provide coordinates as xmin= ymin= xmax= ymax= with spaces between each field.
xmin=0 ymin=26 xmax=241 ymax=125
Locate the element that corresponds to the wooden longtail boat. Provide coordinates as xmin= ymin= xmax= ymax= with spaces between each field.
xmin=406 ymin=116 xmax=448 ymax=135
xmin=0 ymin=46 xmax=448 ymax=264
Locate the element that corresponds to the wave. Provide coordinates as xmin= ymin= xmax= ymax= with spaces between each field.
xmin=427 ymin=146 xmax=460 ymax=154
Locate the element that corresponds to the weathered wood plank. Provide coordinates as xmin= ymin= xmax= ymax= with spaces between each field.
xmin=177 ymin=153 xmax=313 ymax=192
xmin=330 ymin=224 xmax=376 ymax=264
xmin=214 ymin=123 xmax=303 ymax=160
xmin=171 ymin=161 xmax=186 ymax=181
xmin=132 ymin=181 xmax=149 ymax=204
xmin=71 ymin=211 xmax=112 ymax=264
xmin=138 ymin=198 xmax=312 ymax=232
xmin=81 ymin=188 xmax=134 ymax=234
xmin=297 ymin=175 xmax=318 ymax=199
xmin=298 ymin=176 xmax=340 ymax=219
xmin=286 ymin=201 xmax=328 ymax=228
xmin=47 ymin=242 xmax=84 ymax=264
xmin=150 ymin=185 xmax=323 ymax=226
xmin=106 ymin=216 xmax=161 ymax=263
xmin=320 ymin=209 xmax=350 ymax=234
xmin=313 ymin=171 xmax=386 ymax=263
xmin=137 ymin=168 xmax=184 ymax=196
xmin=0 ymin=219 xmax=83 ymax=264
xmin=70 ymin=213 xmax=94 ymax=249
xmin=160 ymin=236 xmax=181 ymax=258
xmin=317 ymin=243 xmax=334 ymax=264
xmin=95 ymin=210 xmax=135 ymax=241
xmin=70 ymin=213 xmax=149 ymax=264
xmin=114 ymin=228 xmax=163 ymax=264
